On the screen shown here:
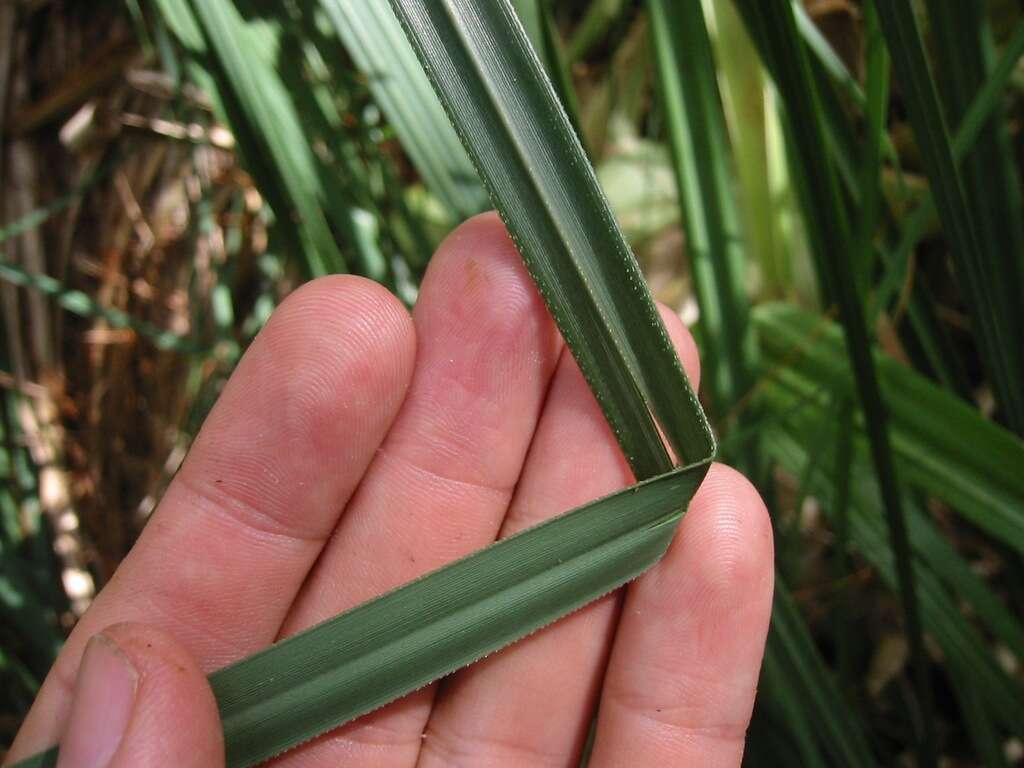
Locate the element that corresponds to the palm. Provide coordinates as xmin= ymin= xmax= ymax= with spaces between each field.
xmin=10 ymin=214 xmax=772 ymax=768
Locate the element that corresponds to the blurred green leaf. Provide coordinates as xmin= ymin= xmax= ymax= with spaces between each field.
xmin=733 ymin=4 xmax=934 ymax=759
xmin=756 ymin=302 xmax=1024 ymax=547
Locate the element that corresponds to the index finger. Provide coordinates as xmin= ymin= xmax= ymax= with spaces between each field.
xmin=8 ymin=276 xmax=416 ymax=762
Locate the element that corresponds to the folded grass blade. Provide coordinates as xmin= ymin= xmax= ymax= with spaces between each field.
xmin=11 ymin=2 xmax=714 ymax=766
xmin=12 ymin=463 xmax=709 ymax=768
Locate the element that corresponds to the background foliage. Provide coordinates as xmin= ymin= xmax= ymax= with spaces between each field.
xmin=2 ymin=0 xmax=1023 ymax=764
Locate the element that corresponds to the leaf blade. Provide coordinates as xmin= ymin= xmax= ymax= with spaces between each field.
xmin=389 ymin=0 xmax=714 ymax=475
xmin=212 ymin=465 xmax=707 ymax=766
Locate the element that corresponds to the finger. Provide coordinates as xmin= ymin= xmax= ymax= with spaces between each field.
xmin=274 ymin=212 xmax=563 ymax=767
xmin=6 ymin=623 xmax=223 ymax=768
xmin=11 ymin=277 xmax=415 ymax=759
xmin=418 ymin=306 xmax=699 ymax=767
xmin=589 ymin=464 xmax=774 ymax=768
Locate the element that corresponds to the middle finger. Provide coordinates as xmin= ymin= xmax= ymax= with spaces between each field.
xmin=274 ymin=213 xmax=563 ymax=767
xmin=417 ymin=305 xmax=700 ymax=767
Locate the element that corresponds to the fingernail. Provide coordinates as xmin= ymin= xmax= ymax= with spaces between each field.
xmin=57 ymin=634 xmax=138 ymax=768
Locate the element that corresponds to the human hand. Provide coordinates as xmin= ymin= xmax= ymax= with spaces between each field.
xmin=8 ymin=213 xmax=773 ymax=768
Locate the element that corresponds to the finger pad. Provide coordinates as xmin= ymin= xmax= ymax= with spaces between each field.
xmin=182 ymin=275 xmax=416 ymax=536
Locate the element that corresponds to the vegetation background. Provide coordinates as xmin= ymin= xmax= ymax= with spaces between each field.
xmin=1 ymin=0 xmax=1023 ymax=765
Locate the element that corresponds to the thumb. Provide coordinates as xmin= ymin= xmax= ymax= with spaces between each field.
xmin=54 ymin=623 xmax=223 ymax=768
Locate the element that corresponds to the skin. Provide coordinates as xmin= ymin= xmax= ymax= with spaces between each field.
xmin=7 ymin=213 xmax=773 ymax=768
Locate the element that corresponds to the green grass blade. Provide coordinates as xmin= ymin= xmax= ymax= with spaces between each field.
xmin=0 ymin=555 xmax=63 ymax=669
xmin=0 ymin=159 xmax=117 ymax=246
xmin=733 ymin=12 xmax=832 ymax=306
xmin=7 ymin=750 xmax=56 ymax=768
xmin=925 ymin=0 xmax=1024 ymax=352
xmin=566 ymin=0 xmax=623 ymax=63
xmin=791 ymin=0 xmax=902 ymax=196
xmin=875 ymin=1 xmax=1024 ymax=436
xmin=324 ymin=0 xmax=488 ymax=220
xmin=850 ymin=3 xmax=968 ymax=397
xmin=705 ymin=0 xmax=795 ymax=298
xmin=871 ymin=19 xmax=1024 ymax=400
xmin=759 ymin=307 xmax=1024 ymax=752
xmin=779 ymin=402 xmax=833 ymax=579
xmin=830 ymin=398 xmax=855 ymax=692
xmin=853 ymin=1 xmax=888 ymax=293
xmin=948 ymin=665 xmax=1012 ymax=768
xmin=648 ymin=0 xmax=755 ymax=435
xmin=0 ymin=261 xmax=198 ymax=353
xmin=733 ymin=3 xmax=934 ymax=761
xmin=754 ymin=0 xmax=946 ymax=394
xmin=751 ymin=651 xmax=830 ymax=767
xmin=907 ymin=511 xmax=1024 ymax=665
xmin=765 ymin=579 xmax=875 ymax=766
xmin=187 ymin=0 xmax=348 ymax=276
xmin=213 ymin=466 xmax=706 ymax=766
xmin=270 ymin=19 xmax=391 ymax=283
xmin=887 ymin=269 xmax=973 ymax=398
xmin=791 ymin=1 xmax=861 ymax=107
xmin=390 ymin=0 xmax=714 ymax=475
